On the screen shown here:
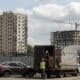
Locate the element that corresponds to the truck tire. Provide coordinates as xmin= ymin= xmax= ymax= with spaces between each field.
xmin=47 ymin=71 xmax=51 ymax=78
xmin=71 ymin=73 xmax=77 ymax=76
xmin=47 ymin=74 xmax=51 ymax=78
xmin=63 ymin=74 xmax=66 ymax=77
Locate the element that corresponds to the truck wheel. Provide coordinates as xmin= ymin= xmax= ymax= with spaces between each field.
xmin=71 ymin=73 xmax=77 ymax=76
xmin=47 ymin=74 xmax=51 ymax=78
xmin=56 ymin=75 xmax=61 ymax=78
xmin=63 ymin=74 xmax=66 ymax=77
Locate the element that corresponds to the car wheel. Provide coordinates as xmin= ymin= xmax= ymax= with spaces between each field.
xmin=22 ymin=74 xmax=30 ymax=78
xmin=22 ymin=74 xmax=27 ymax=77
xmin=22 ymin=73 xmax=34 ymax=78
xmin=4 ymin=71 xmax=10 ymax=77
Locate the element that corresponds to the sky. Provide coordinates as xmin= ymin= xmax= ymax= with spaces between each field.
xmin=0 ymin=0 xmax=80 ymax=46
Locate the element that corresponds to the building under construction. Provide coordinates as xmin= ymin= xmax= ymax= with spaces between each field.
xmin=50 ymin=30 xmax=80 ymax=48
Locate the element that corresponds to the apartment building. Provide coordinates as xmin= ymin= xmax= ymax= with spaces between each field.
xmin=50 ymin=30 xmax=80 ymax=48
xmin=0 ymin=12 xmax=27 ymax=55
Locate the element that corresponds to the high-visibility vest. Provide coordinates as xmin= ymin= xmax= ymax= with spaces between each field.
xmin=40 ymin=61 xmax=46 ymax=69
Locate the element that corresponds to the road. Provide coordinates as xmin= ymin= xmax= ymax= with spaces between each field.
xmin=0 ymin=76 xmax=80 ymax=80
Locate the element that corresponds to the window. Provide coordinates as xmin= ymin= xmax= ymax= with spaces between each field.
xmin=23 ymin=17 xmax=24 ymax=19
xmin=18 ymin=27 xmax=20 ymax=29
xmin=22 ymin=34 xmax=24 ymax=37
xmin=18 ymin=16 xmax=21 ymax=19
xmin=18 ymin=38 xmax=20 ymax=40
xmin=18 ymin=31 xmax=20 ymax=33
xmin=22 ymin=31 xmax=24 ymax=33
xmin=18 ymin=24 xmax=20 ymax=26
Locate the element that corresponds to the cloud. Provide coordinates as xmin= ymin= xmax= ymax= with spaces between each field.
xmin=34 ymin=0 xmax=58 ymax=2
xmin=71 ymin=0 xmax=80 ymax=1
xmin=69 ymin=2 xmax=80 ymax=15
xmin=0 ymin=9 xmax=3 ymax=15
xmin=14 ymin=8 xmax=32 ymax=15
xmin=28 ymin=36 xmax=50 ymax=46
xmin=13 ymin=2 xmax=80 ymax=46
xmin=14 ymin=8 xmax=27 ymax=14
xmin=34 ymin=0 xmax=76 ymax=5
xmin=34 ymin=0 xmax=55 ymax=3
xmin=33 ymin=4 xmax=68 ymax=19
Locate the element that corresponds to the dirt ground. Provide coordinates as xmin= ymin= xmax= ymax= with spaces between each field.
xmin=0 ymin=76 xmax=80 ymax=80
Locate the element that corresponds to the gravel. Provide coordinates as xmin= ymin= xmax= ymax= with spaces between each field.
xmin=0 ymin=76 xmax=80 ymax=80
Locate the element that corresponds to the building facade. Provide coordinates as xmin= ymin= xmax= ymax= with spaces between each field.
xmin=50 ymin=30 xmax=80 ymax=48
xmin=0 ymin=12 xmax=27 ymax=55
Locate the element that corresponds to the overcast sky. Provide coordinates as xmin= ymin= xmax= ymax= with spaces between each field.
xmin=0 ymin=0 xmax=80 ymax=46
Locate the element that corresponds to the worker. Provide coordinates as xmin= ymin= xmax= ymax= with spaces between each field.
xmin=40 ymin=57 xmax=46 ymax=79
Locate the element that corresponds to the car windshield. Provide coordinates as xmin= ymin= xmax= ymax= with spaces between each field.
xmin=9 ymin=63 xmax=18 ymax=66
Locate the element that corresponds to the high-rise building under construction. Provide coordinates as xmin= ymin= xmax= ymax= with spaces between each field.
xmin=51 ymin=30 xmax=80 ymax=48
xmin=0 ymin=12 xmax=27 ymax=55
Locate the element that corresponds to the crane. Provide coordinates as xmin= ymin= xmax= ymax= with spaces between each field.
xmin=73 ymin=23 xmax=80 ymax=31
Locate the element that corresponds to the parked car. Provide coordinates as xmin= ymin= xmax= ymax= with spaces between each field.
xmin=0 ymin=61 xmax=35 ymax=77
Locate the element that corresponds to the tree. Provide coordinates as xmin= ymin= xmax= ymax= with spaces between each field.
xmin=27 ymin=44 xmax=34 ymax=55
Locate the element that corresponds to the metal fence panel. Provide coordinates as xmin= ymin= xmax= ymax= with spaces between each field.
xmin=0 ymin=54 xmax=33 ymax=67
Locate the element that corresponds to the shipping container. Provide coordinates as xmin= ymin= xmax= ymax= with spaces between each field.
xmin=34 ymin=45 xmax=55 ymax=71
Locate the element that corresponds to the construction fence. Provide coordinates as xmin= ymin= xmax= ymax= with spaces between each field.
xmin=0 ymin=54 xmax=33 ymax=67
